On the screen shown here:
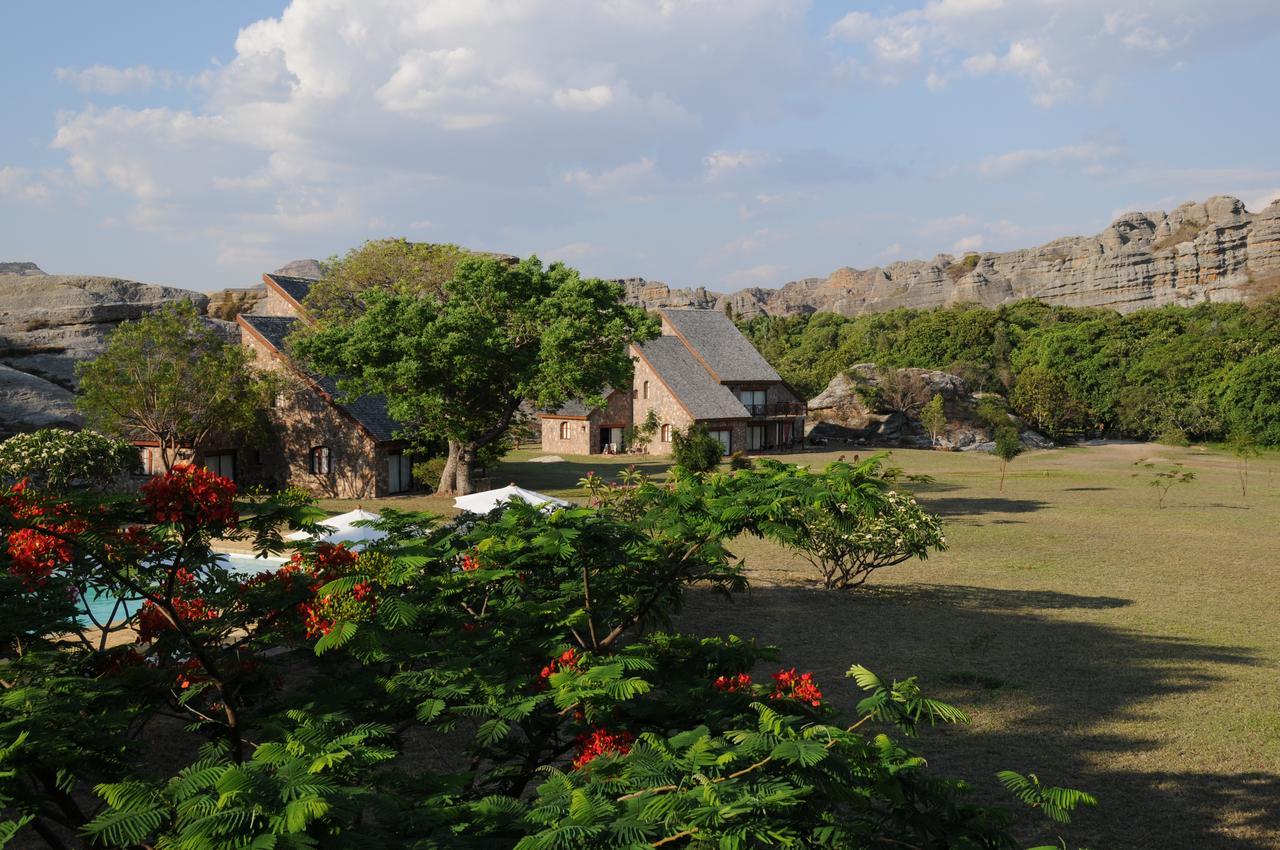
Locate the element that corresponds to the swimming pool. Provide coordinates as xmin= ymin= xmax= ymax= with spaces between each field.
xmin=81 ymin=552 xmax=287 ymax=627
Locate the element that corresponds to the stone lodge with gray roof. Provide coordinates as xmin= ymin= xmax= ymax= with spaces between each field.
xmin=539 ymin=308 xmax=806 ymax=456
xmin=136 ymin=270 xmax=416 ymax=499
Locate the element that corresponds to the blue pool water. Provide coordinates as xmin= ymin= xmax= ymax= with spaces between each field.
xmin=82 ymin=552 xmax=287 ymax=627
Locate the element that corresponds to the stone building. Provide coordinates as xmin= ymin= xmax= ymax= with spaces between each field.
xmin=539 ymin=308 xmax=805 ymax=456
xmin=138 ymin=272 xmax=415 ymax=499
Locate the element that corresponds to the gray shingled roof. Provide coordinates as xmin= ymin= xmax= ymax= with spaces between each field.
xmin=547 ymin=387 xmax=618 ymax=418
xmin=239 ymin=315 xmax=400 ymax=443
xmin=264 ymin=274 xmax=315 ymax=307
xmin=659 ymin=309 xmax=782 ymax=383
xmin=636 ymin=337 xmax=750 ymax=420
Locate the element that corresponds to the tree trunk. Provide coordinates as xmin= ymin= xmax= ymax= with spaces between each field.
xmin=999 ymin=461 xmax=1007 ymax=492
xmin=456 ymin=444 xmax=478 ymax=495
xmin=436 ymin=441 xmax=461 ymax=496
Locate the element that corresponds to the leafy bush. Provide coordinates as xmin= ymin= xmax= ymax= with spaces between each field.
xmin=728 ymin=450 xmax=753 ymax=470
xmin=0 ymin=429 xmax=139 ymax=491
xmin=670 ymin=423 xmax=724 ymax=473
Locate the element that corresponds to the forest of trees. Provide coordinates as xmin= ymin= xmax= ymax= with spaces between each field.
xmin=739 ymin=298 xmax=1280 ymax=445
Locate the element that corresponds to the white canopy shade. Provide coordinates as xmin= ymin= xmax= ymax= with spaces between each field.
xmin=286 ymin=508 xmax=386 ymax=549
xmin=453 ymin=484 xmax=569 ymax=515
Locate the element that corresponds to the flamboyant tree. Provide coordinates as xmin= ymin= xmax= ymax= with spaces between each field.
xmin=0 ymin=460 xmax=1095 ymax=848
xmin=76 ymin=302 xmax=274 ymax=472
xmin=294 ymin=254 xmax=657 ymax=494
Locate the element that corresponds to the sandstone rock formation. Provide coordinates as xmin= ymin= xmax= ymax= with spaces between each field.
xmin=624 ymin=196 xmax=1280 ymax=318
xmin=806 ymin=364 xmax=1051 ymax=451
xmin=0 ymin=274 xmax=209 ymax=437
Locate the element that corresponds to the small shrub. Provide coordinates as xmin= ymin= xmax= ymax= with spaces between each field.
xmin=0 ymin=428 xmax=139 ymax=491
xmin=671 ymin=424 xmax=725 ymax=473
xmin=412 ymin=456 xmax=449 ymax=493
xmin=728 ymin=451 xmax=753 ymax=471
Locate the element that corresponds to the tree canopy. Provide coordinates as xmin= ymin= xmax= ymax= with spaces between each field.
xmin=303 ymin=238 xmax=467 ymax=325
xmin=293 ymin=254 xmax=657 ymax=494
xmin=75 ymin=302 xmax=274 ymax=471
xmin=739 ymin=298 xmax=1280 ymax=444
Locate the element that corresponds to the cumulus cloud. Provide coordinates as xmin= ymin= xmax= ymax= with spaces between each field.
xmin=38 ymin=0 xmax=814 ymax=269
xmin=828 ymin=0 xmax=1280 ymax=106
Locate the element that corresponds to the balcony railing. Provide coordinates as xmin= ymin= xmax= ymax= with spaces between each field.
xmin=744 ymin=401 xmax=806 ymax=417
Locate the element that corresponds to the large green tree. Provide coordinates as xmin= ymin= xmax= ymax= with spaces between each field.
xmin=294 ymin=255 xmax=657 ymax=494
xmin=76 ymin=302 xmax=274 ymax=472
xmin=303 ymin=238 xmax=467 ymax=324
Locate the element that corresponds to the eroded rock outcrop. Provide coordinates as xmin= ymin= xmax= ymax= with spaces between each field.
xmin=806 ymin=364 xmax=1051 ymax=451
xmin=624 ymin=196 xmax=1280 ymax=318
xmin=0 ymin=274 xmax=209 ymax=437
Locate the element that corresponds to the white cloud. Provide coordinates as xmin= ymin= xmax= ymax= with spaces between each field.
xmin=545 ymin=241 xmax=603 ymax=262
xmin=34 ymin=0 xmax=814 ymax=268
xmin=552 ymin=85 xmax=616 ymax=112
xmin=880 ymin=242 xmax=903 ymax=258
xmin=979 ymin=142 xmax=1126 ymax=179
xmin=1247 ymin=188 xmax=1280 ymax=211
xmin=952 ymin=234 xmax=984 ymax=253
xmin=561 ymin=157 xmax=655 ymax=196
xmin=721 ymin=263 xmax=788 ymax=288
xmin=703 ymin=150 xmax=773 ymax=181
xmin=0 ymin=167 xmax=52 ymax=203
xmin=828 ymin=0 xmax=1280 ymax=106
xmin=56 ymin=64 xmax=176 ymax=94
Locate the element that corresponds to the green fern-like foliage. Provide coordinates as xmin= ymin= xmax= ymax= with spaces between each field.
xmin=998 ymin=770 xmax=1098 ymax=824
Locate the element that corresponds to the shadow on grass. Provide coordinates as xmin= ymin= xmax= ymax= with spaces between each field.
xmin=918 ymin=496 xmax=1050 ymax=518
xmin=1063 ymin=486 xmax=1113 ymax=492
xmin=678 ymin=583 xmax=1273 ymax=850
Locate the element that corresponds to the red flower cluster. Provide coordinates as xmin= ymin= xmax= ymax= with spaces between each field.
xmin=141 ymin=464 xmax=238 ymax=531
xmin=3 ymin=479 xmax=87 ymax=589
xmin=713 ymin=673 xmax=753 ymax=693
xmin=770 ymin=668 xmax=824 ymax=707
xmin=460 ymin=552 xmax=481 ymax=572
xmin=572 ymin=728 xmax=634 ymax=768
xmin=249 ymin=543 xmax=362 ymax=638
xmin=137 ymin=595 xmax=219 ymax=643
xmin=539 ymin=648 xmax=579 ymax=684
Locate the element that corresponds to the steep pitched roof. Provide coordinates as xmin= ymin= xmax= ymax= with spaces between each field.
xmin=546 ymin=387 xmax=620 ymax=418
xmin=238 ymin=314 xmax=400 ymax=443
xmin=658 ymin=308 xmax=782 ymax=383
xmin=262 ymin=273 xmax=315 ymax=310
xmin=636 ymin=336 xmax=750 ymax=420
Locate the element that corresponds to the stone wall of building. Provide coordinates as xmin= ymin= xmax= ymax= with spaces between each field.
xmin=240 ymin=327 xmax=387 ymax=499
xmin=540 ymin=415 xmax=594 ymax=455
xmin=255 ymin=284 xmax=301 ymax=317
xmin=631 ymin=352 xmax=695 ymax=456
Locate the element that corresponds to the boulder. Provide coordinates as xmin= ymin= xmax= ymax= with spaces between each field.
xmin=0 ymin=273 xmax=208 ymax=435
xmin=806 ymin=364 xmax=1051 ymax=452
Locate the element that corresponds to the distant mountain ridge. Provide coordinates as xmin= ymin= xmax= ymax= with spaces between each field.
xmin=617 ymin=195 xmax=1280 ymax=318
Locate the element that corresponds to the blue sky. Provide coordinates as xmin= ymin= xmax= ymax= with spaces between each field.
xmin=2 ymin=0 xmax=1278 ymax=292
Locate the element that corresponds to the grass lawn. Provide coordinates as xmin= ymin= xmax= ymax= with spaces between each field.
xmin=325 ymin=442 xmax=1280 ymax=849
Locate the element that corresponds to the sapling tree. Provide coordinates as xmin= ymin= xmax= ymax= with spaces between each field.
xmin=993 ymin=426 xmax=1024 ymax=492
xmin=921 ymin=392 xmax=947 ymax=446
xmin=1132 ymin=458 xmax=1197 ymax=508
xmin=1227 ymin=431 xmax=1261 ymax=498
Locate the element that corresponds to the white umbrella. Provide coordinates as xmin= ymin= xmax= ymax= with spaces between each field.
xmin=453 ymin=484 xmax=569 ymax=514
xmin=286 ymin=507 xmax=386 ymax=549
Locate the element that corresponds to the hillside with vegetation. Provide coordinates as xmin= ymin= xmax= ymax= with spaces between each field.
xmin=741 ymin=298 xmax=1280 ymax=446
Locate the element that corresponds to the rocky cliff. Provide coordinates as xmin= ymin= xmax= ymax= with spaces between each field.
xmin=0 ymin=274 xmax=210 ymax=437
xmin=622 ymin=196 xmax=1280 ymax=318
